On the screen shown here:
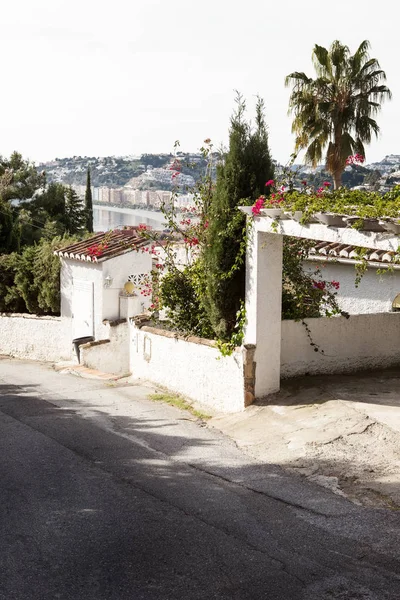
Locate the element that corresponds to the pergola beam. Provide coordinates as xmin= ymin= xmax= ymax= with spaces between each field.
xmin=240 ymin=207 xmax=400 ymax=253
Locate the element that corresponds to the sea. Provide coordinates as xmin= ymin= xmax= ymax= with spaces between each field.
xmin=93 ymin=205 xmax=167 ymax=232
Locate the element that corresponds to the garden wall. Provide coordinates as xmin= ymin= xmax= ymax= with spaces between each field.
xmin=0 ymin=313 xmax=72 ymax=362
xmin=130 ymin=321 xmax=248 ymax=413
xmin=80 ymin=320 xmax=130 ymax=376
xmin=281 ymin=313 xmax=400 ymax=377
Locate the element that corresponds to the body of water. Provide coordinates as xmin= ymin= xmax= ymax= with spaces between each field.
xmin=93 ymin=205 xmax=167 ymax=232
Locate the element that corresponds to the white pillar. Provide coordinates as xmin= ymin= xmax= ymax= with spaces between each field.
xmin=244 ymin=223 xmax=283 ymax=397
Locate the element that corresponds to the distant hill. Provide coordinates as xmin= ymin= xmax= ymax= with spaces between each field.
xmin=38 ymin=153 xmax=400 ymax=193
xmin=39 ymin=153 xmax=218 ymax=190
xmin=287 ymin=155 xmax=400 ymax=191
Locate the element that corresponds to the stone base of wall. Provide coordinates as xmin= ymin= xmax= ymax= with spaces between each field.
xmin=0 ymin=313 xmax=72 ymax=362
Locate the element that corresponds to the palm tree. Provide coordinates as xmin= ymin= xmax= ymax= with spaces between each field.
xmin=285 ymin=40 xmax=391 ymax=189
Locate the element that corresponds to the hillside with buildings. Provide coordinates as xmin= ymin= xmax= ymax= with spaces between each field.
xmin=38 ymin=153 xmax=400 ymax=211
xmin=39 ymin=153 xmax=217 ymax=190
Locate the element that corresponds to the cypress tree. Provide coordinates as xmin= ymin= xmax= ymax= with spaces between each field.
xmin=203 ymin=93 xmax=274 ymax=340
xmin=85 ymin=167 xmax=93 ymax=233
xmin=65 ymin=186 xmax=86 ymax=235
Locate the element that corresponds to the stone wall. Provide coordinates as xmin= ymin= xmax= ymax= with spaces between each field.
xmin=0 ymin=314 xmax=72 ymax=362
xmin=80 ymin=320 xmax=130 ymax=376
xmin=130 ymin=321 xmax=247 ymax=413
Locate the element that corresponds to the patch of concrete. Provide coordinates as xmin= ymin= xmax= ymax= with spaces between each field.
xmin=210 ymin=371 xmax=400 ymax=509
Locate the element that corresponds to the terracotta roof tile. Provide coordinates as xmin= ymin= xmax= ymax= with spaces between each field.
xmin=54 ymin=227 xmax=148 ymax=263
xmin=310 ymin=241 xmax=397 ymax=265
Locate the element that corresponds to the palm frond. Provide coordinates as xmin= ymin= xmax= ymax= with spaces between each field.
xmin=286 ymin=39 xmax=391 ymax=184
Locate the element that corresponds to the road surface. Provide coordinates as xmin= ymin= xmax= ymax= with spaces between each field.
xmin=1 ymin=357 xmax=399 ymax=599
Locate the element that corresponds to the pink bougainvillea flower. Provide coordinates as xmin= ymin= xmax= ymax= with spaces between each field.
xmin=265 ymin=179 xmax=274 ymax=187
xmin=346 ymin=154 xmax=365 ymax=165
xmin=323 ymin=181 xmax=331 ymax=187
xmin=251 ymin=196 xmax=265 ymax=215
xmin=331 ymin=280 xmax=340 ymax=290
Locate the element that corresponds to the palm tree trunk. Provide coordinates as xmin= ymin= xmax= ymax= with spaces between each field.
xmin=333 ymin=169 xmax=342 ymax=190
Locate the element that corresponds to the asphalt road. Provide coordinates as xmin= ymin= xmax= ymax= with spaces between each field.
xmin=1 ymin=357 xmax=400 ymax=599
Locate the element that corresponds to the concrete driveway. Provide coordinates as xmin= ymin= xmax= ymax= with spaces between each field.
xmin=211 ymin=368 xmax=400 ymax=508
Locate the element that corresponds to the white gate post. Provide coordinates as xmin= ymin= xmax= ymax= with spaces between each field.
xmin=244 ymin=222 xmax=283 ymax=398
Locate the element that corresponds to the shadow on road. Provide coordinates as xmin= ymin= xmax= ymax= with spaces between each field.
xmin=1 ymin=380 xmax=400 ymax=599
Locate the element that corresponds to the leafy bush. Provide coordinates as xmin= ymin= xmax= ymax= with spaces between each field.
xmin=282 ymin=238 xmax=343 ymax=320
xmin=0 ymin=235 xmax=78 ymax=316
xmin=0 ymin=254 xmax=27 ymax=313
xmin=160 ymin=263 xmax=214 ymax=339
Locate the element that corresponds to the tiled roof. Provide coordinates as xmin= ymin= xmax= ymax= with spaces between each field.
xmin=54 ymin=227 xmax=148 ymax=263
xmin=310 ymin=241 xmax=397 ymax=264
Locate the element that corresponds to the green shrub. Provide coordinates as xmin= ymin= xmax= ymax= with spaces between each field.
xmin=0 ymin=254 xmax=27 ymax=313
xmin=160 ymin=263 xmax=214 ymax=339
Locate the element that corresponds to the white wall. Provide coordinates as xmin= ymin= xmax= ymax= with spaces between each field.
xmin=130 ymin=323 xmax=246 ymax=413
xmin=102 ymin=250 xmax=152 ymax=320
xmin=281 ymin=313 xmax=400 ymax=378
xmin=304 ymin=260 xmax=400 ymax=314
xmin=81 ymin=321 xmax=130 ymax=375
xmin=61 ymin=258 xmax=106 ymax=342
xmin=61 ymin=251 xmax=153 ymax=345
xmin=0 ymin=314 xmax=72 ymax=362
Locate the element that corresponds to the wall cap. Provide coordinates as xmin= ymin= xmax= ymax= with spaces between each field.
xmin=80 ymin=339 xmax=110 ymax=349
xmin=0 ymin=312 xmax=61 ymax=321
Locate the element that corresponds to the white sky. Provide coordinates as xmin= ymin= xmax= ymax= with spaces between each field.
xmin=1 ymin=0 xmax=398 ymax=165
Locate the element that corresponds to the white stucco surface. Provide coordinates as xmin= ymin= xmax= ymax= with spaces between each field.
xmin=81 ymin=321 xmax=130 ymax=375
xmin=130 ymin=323 xmax=245 ymax=413
xmin=0 ymin=314 xmax=72 ymax=362
xmin=61 ymin=258 xmax=106 ymax=342
xmin=102 ymin=250 xmax=152 ymax=319
xmin=60 ymin=251 xmax=152 ymax=345
xmin=244 ymin=227 xmax=283 ymax=397
xmin=281 ymin=313 xmax=400 ymax=377
xmin=244 ymin=210 xmax=400 ymax=252
xmin=304 ymin=260 xmax=400 ymax=314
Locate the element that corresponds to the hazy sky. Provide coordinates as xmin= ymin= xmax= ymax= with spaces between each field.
xmin=2 ymin=0 xmax=398 ymax=165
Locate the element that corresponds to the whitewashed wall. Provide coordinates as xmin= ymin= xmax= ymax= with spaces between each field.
xmin=281 ymin=313 xmax=400 ymax=377
xmin=61 ymin=251 xmax=153 ymax=345
xmin=0 ymin=314 xmax=72 ymax=362
xmin=80 ymin=321 xmax=130 ymax=375
xmin=60 ymin=258 xmax=106 ymax=341
xmin=130 ymin=323 xmax=246 ymax=413
xmin=102 ymin=250 xmax=152 ymax=319
xmin=304 ymin=260 xmax=400 ymax=314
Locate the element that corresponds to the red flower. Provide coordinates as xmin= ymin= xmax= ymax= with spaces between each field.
xmin=251 ymin=196 xmax=265 ymax=215
xmin=323 ymin=181 xmax=331 ymax=187
xmin=265 ymin=179 xmax=275 ymax=187
xmin=301 ymin=180 xmax=307 ymax=186
xmin=346 ymin=154 xmax=365 ymax=166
